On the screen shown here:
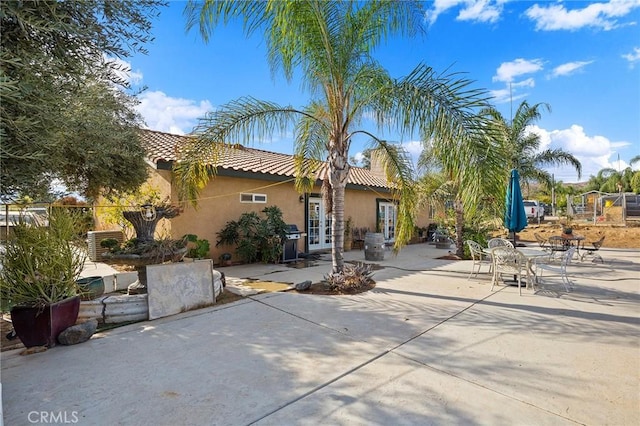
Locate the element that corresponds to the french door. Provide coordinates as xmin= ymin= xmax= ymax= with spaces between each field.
xmin=308 ymin=197 xmax=332 ymax=251
xmin=378 ymin=202 xmax=397 ymax=241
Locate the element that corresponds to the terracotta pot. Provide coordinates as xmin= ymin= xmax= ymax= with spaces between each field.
xmin=10 ymin=296 xmax=80 ymax=348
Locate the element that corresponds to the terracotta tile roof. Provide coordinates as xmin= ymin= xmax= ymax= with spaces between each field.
xmin=139 ymin=129 xmax=391 ymax=189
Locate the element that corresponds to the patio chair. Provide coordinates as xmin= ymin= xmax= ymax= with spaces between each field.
xmin=534 ymin=247 xmax=577 ymax=292
xmin=547 ymin=235 xmax=569 ymax=260
xmin=534 ymin=233 xmax=550 ymax=251
xmin=487 ymin=237 xmax=514 ymax=249
xmin=466 ymin=240 xmax=492 ymax=279
xmin=490 ymin=246 xmax=528 ymax=296
xmin=351 ymin=227 xmax=369 ymax=250
xmin=581 ymin=236 xmax=605 ymax=263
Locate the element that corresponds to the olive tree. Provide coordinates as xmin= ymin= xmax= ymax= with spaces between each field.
xmin=1 ymin=0 xmax=165 ymax=200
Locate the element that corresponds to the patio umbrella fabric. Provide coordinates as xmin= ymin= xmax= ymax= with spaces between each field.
xmin=504 ymin=169 xmax=527 ymax=240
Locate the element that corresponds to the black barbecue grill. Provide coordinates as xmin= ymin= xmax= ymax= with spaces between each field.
xmin=283 ymin=224 xmax=301 ymax=262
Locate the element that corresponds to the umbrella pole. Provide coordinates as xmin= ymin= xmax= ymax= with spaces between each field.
xmin=513 ymin=231 xmax=518 ymax=281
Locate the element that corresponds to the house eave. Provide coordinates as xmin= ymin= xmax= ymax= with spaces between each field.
xmin=154 ymin=160 xmax=391 ymax=192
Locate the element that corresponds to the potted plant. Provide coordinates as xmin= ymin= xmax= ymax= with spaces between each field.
xmin=219 ymin=252 xmax=233 ymax=266
xmin=434 ymin=226 xmax=453 ymax=249
xmin=0 ymin=209 xmax=86 ymax=347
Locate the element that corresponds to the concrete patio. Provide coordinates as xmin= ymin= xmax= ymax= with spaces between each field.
xmin=1 ymin=243 xmax=639 ymax=425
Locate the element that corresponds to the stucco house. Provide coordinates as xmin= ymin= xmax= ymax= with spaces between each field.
xmin=101 ymin=129 xmax=431 ymax=263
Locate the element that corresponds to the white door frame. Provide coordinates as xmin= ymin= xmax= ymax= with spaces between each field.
xmin=308 ymin=197 xmax=332 ymax=251
xmin=378 ymin=201 xmax=397 ymax=242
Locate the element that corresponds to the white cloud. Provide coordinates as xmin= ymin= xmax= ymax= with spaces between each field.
xmin=526 ymin=124 xmax=633 ymax=182
xmin=622 ymin=47 xmax=640 ymax=67
xmin=351 ymin=140 xmax=423 ymax=170
xmin=489 ymin=88 xmax=528 ymax=104
xmin=427 ymin=0 xmax=506 ymax=25
xmin=352 ymin=151 xmax=366 ymax=165
xmin=100 ymin=58 xmax=211 ymax=134
xmin=136 ymin=91 xmax=213 ymax=135
xmin=549 ymin=60 xmax=594 ymax=78
xmin=525 ymin=0 xmax=640 ymax=32
xmin=457 ymin=0 xmax=504 ymax=23
xmin=493 ymin=58 xmax=544 ymax=83
xmin=513 ymin=77 xmax=536 ymax=88
xmin=427 ymin=0 xmax=465 ymax=25
xmin=401 ymin=140 xmax=423 ymax=158
xmin=491 ymin=60 xmax=539 ymax=104
xmin=399 ymin=140 xmax=423 ymax=170
xmin=489 ymin=87 xmax=511 ymax=103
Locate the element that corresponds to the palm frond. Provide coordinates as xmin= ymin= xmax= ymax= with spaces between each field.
xmin=175 ymin=97 xmax=311 ymax=205
xmin=367 ymin=140 xmax=417 ymax=250
xmin=379 ymin=64 xmax=492 ymax=142
xmin=192 ymin=97 xmax=303 ymax=144
xmin=184 ymin=0 xmax=268 ymax=44
xmin=293 ymin=101 xmax=330 ymax=193
xmin=534 ymin=149 xmax=582 ymax=180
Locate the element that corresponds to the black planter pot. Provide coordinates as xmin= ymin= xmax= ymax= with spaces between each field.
xmin=10 ymin=296 xmax=80 ymax=348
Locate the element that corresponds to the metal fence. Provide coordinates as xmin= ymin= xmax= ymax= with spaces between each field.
xmin=569 ymin=192 xmax=640 ymax=224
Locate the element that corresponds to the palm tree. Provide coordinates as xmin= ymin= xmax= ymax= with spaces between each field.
xmin=177 ymin=0 xmax=490 ymax=275
xmin=596 ymin=168 xmax=629 ymax=193
xmin=417 ymin=109 xmax=505 ymax=257
xmin=631 ymin=155 xmax=640 ymax=193
xmin=592 ymin=155 xmax=640 ymax=194
xmin=484 ymin=101 xmax=582 ymax=189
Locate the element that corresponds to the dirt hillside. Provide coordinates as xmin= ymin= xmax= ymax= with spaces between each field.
xmin=506 ymin=223 xmax=640 ymax=249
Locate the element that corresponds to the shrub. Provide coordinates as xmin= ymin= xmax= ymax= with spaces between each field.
xmin=100 ymin=236 xmax=186 ymax=262
xmin=216 ymin=206 xmax=287 ymax=264
xmin=0 ymin=209 xmax=86 ymax=310
xmin=183 ymin=234 xmax=210 ymax=258
xmin=100 ymin=238 xmax=121 ymax=252
xmin=461 ymin=225 xmax=491 ymax=259
xmin=324 ymin=262 xmax=374 ymax=292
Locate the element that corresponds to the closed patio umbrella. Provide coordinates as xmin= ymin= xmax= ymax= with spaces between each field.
xmin=505 ymin=169 xmax=527 ymax=246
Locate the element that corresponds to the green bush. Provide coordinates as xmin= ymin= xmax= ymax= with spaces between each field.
xmin=216 ymin=206 xmax=287 ymax=263
xmin=461 ymin=226 xmax=491 ymax=259
xmin=100 ymin=238 xmax=121 ymax=252
xmin=183 ymin=234 xmax=210 ymax=258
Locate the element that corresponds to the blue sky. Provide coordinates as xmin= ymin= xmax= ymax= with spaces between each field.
xmin=123 ymin=0 xmax=640 ymax=184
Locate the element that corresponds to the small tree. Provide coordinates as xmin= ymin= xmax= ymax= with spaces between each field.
xmin=1 ymin=0 xmax=164 ymax=199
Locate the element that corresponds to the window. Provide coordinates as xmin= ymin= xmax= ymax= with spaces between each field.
xmin=240 ymin=193 xmax=267 ymax=203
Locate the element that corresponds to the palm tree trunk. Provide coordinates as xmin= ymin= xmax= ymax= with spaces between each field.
xmin=329 ymin=151 xmax=349 ymax=274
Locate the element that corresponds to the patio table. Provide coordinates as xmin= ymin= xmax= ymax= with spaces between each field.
xmin=561 ymin=235 xmax=585 ymax=258
xmin=484 ymin=247 xmax=549 ymax=289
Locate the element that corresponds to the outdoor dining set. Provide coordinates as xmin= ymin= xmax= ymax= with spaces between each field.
xmin=466 ymin=234 xmax=605 ymax=296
